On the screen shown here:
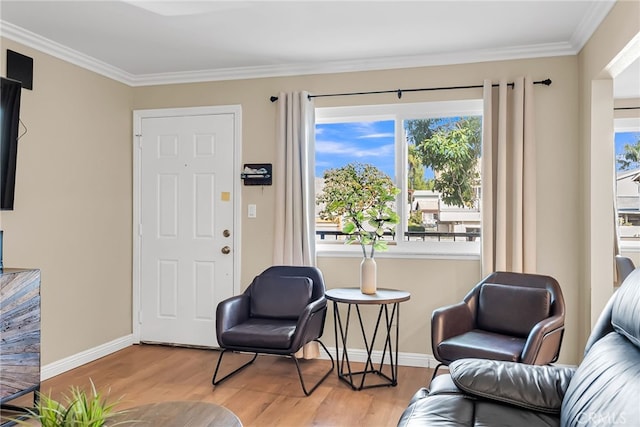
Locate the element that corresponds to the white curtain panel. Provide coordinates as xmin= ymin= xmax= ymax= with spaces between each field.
xmin=273 ymin=91 xmax=319 ymax=358
xmin=273 ymin=91 xmax=316 ymax=267
xmin=481 ymin=77 xmax=537 ymax=275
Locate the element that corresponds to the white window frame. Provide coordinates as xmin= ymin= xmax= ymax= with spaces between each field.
xmin=315 ymin=99 xmax=483 ymax=259
xmin=616 ymin=116 xmax=640 ymax=252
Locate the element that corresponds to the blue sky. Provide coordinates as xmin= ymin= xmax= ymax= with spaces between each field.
xmin=315 ymin=120 xmax=396 ymax=178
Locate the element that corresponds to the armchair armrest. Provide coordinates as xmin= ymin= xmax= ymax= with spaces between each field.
xmin=290 ymin=297 xmax=327 ymax=350
xmin=298 ymin=296 xmax=327 ymax=319
xmin=449 ymin=358 xmax=575 ymax=414
xmin=216 ymin=295 xmax=250 ymax=337
xmin=521 ymin=314 xmax=565 ymax=364
xmin=431 ymin=301 xmax=474 ymax=346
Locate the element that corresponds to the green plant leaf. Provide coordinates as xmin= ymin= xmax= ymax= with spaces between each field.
xmin=342 ymin=222 xmax=356 ymax=234
xmin=9 ymin=379 xmax=124 ymax=427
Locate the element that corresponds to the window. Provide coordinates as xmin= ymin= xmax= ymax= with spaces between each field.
xmin=315 ymin=99 xmax=483 ymax=257
xmin=615 ymin=117 xmax=640 ymax=250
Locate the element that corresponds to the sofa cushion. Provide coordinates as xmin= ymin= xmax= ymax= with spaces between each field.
xmin=437 ymin=329 xmax=526 ymax=362
xmin=449 ymin=359 xmax=574 ymax=414
xmin=473 ymin=401 xmax=560 ymax=427
xmin=398 ymin=383 xmax=560 ymax=427
xmin=561 ymin=332 xmax=640 ymax=426
xmin=250 ymin=275 xmax=313 ymax=319
xmin=611 ymin=269 xmax=640 ymax=348
xmin=477 ymin=283 xmax=550 ymax=337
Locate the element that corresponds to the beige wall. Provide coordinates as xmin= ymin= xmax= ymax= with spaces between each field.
xmin=132 ymin=56 xmax=581 ymax=363
xmin=578 ymin=0 xmax=640 ymax=350
xmin=3 ymin=2 xmax=637 ymax=369
xmin=0 ymin=39 xmax=133 ymax=364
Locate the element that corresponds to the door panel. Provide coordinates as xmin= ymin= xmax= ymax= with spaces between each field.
xmin=139 ymin=113 xmax=235 ymax=347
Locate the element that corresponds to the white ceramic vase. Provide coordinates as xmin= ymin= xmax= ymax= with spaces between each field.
xmin=360 ymin=257 xmax=377 ymax=294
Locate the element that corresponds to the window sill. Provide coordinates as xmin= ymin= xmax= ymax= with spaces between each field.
xmin=316 ymin=242 xmax=481 ymax=260
xmin=619 ymin=241 xmax=640 ymax=252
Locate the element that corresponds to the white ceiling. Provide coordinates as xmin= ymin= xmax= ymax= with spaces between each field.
xmin=0 ymin=0 xmax=637 ymax=96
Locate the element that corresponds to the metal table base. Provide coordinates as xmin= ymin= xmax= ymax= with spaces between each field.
xmin=326 ymin=287 xmax=410 ymax=391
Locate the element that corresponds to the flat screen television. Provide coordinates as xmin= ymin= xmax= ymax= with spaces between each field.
xmin=0 ymin=77 xmax=22 ymax=210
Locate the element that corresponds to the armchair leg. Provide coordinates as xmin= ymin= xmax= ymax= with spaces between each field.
xmin=429 ymin=363 xmax=445 ymax=385
xmin=212 ymin=349 xmax=258 ymax=386
xmin=291 ymin=339 xmax=335 ymax=396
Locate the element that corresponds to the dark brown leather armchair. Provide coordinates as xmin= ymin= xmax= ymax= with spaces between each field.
xmin=430 ymin=271 xmax=565 ymax=381
xmin=211 ymin=265 xmax=334 ymax=396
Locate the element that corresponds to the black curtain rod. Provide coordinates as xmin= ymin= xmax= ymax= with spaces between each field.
xmin=269 ymin=78 xmax=552 ymax=102
xmin=614 ymin=106 xmax=640 ymax=110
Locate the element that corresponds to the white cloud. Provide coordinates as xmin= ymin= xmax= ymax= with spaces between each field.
xmin=357 ymin=132 xmax=394 ymax=139
xmin=315 ymin=160 xmax=334 ymax=168
xmin=316 ymin=140 xmax=394 ymax=158
xmin=315 ymin=140 xmax=352 ymax=155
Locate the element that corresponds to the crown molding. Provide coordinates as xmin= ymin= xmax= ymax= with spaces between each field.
xmin=129 ymin=41 xmax=576 ymax=87
xmin=0 ymin=19 xmax=588 ymax=88
xmin=0 ymin=20 xmax=136 ymax=85
xmin=570 ymin=0 xmax=617 ymax=52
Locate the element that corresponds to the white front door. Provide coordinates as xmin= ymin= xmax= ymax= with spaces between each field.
xmin=134 ymin=107 xmax=240 ymax=348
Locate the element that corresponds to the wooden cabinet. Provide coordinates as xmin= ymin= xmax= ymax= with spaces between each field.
xmin=0 ymin=269 xmax=41 ymax=406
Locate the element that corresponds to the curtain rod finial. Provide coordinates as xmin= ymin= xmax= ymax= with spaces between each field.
xmin=270 ymin=96 xmax=279 ymax=102
xmin=541 ymin=78 xmax=552 ymax=86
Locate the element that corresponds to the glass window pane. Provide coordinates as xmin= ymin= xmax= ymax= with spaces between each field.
xmin=403 ymin=116 xmax=482 ymax=242
xmin=314 ymin=99 xmax=483 ymax=254
xmin=616 ymin=131 xmax=640 ymax=244
xmin=315 ymin=120 xmax=396 ymax=243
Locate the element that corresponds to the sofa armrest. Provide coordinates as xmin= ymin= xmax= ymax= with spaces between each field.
xmin=427 ymin=373 xmax=461 ymax=396
xmin=408 ymin=387 xmax=429 ymax=405
xmin=449 ymin=358 xmax=575 ymax=414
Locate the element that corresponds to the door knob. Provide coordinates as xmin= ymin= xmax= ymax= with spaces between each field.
xmin=223 ymin=229 xmax=231 ymax=237
xmin=221 ymin=246 xmax=231 ymax=254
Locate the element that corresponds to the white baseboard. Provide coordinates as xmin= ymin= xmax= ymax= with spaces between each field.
xmin=40 ymin=337 xmax=576 ymax=382
xmin=41 ymin=335 xmax=136 ymax=381
xmin=322 ymin=346 xmax=442 ymax=370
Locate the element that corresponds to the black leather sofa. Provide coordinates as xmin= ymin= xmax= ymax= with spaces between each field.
xmin=398 ymin=268 xmax=640 ymax=426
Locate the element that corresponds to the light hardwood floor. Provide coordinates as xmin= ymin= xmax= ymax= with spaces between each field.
xmin=10 ymin=344 xmax=432 ymax=427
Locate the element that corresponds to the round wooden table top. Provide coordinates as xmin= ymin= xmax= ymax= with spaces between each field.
xmin=112 ymin=401 xmax=242 ymax=427
xmin=325 ymin=287 xmax=411 ymax=304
